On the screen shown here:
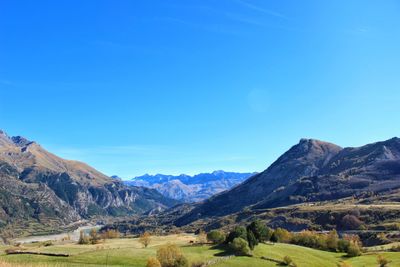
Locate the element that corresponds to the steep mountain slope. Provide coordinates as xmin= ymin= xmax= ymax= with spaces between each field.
xmin=126 ymin=171 xmax=254 ymax=202
xmin=175 ymin=138 xmax=400 ymax=226
xmin=0 ymin=130 xmax=178 ymax=233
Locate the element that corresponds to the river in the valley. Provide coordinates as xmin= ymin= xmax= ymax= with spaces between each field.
xmin=13 ymin=225 xmax=103 ymax=244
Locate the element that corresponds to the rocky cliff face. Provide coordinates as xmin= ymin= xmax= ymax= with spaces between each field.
xmin=0 ymin=130 xmax=178 ymax=232
xmin=175 ymin=138 xmax=400 ymax=226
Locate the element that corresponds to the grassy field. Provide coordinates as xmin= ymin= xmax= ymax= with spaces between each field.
xmin=1 ymin=234 xmax=399 ymax=267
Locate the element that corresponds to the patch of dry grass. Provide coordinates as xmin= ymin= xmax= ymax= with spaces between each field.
xmin=0 ymin=260 xmax=66 ymax=267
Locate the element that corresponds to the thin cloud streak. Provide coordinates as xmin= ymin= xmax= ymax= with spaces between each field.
xmin=235 ymin=0 xmax=288 ymax=20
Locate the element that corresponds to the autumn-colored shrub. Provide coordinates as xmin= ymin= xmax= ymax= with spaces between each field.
xmin=139 ymin=232 xmax=152 ymax=248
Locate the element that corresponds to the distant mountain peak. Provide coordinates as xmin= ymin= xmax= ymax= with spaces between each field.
xmin=298 ymin=138 xmax=341 ymax=147
xmin=126 ymin=171 xmax=255 ymax=202
xmin=279 ymin=138 xmax=342 ymax=162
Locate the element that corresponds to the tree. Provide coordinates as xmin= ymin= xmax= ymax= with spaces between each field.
xmin=247 ymin=220 xmax=271 ymax=242
xmin=102 ymin=229 xmax=120 ymax=239
xmin=338 ymin=239 xmax=350 ymax=253
xmin=78 ymin=230 xmax=90 ymax=245
xmin=230 ymin=237 xmax=251 ymax=256
xmin=283 ymin=255 xmax=296 ymax=266
xmin=271 ymin=228 xmax=292 ymax=243
xmin=247 ymin=230 xmax=258 ymax=250
xmin=197 ymin=230 xmax=207 ymax=244
xmin=147 ymin=257 xmax=162 ymax=267
xmin=341 ymin=215 xmax=363 ymax=230
xmin=377 ymin=255 xmax=390 ymax=267
xmin=346 ymin=242 xmax=361 ymax=257
xmin=139 ymin=232 xmax=152 ymax=248
xmin=226 ymin=226 xmax=247 ymax=243
xmin=326 ymin=230 xmax=339 ymax=251
xmin=89 ymin=228 xmax=100 ymax=244
xmin=156 ymin=243 xmax=189 ymax=267
xmin=206 ymin=230 xmax=225 ymax=244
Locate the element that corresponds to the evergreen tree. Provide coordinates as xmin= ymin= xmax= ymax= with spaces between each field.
xmin=247 ymin=230 xmax=258 ymax=250
xmin=247 ymin=220 xmax=271 ymax=242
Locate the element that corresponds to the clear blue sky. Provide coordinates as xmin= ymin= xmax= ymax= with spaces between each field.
xmin=1 ymin=1 xmax=399 ymax=178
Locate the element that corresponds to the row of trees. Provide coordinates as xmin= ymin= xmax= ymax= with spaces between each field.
xmin=205 ymin=221 xmax=363 ymax=257
xmin=78 ymin=229 xmax=120 ymax=245
xmin=78 ymin=229 xmax=154 ymax=249
xmin=289 ymin=229 xmax=362 ymax=256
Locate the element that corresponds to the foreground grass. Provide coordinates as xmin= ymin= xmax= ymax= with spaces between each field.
xmin=1 ymin=234 xmax=399 ymax=266
xmin=214 ymin=243 xmax=342 ymax=267
xmin=0 ymin=234 xmax=222 ymax=267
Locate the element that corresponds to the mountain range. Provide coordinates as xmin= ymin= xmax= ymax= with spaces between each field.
xmin=2 ymin=130 xmax=400 ymax=236
xmin=0 ymin=130 xmax=178 ymax=235
xmin=125 ymin=171 xmax=255 ymax=202
xmin=173 ymin=137 xmax=400 ymax=226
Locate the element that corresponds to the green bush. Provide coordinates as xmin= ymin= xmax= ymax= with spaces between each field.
xmin=230 ymin=237 xmax=251 ymax=256
xmin=156 ymin=243 xmax=189 ymax=267
xmin=226 ymin=226 xmax=247 ymax=244
xmin=338 ymin=239 xmax=350 ymax=252
xmin=206 ymin=230 xmax=225 ymax=244
xmin=271 ymin=228 xmax=292 ymax=243
xmin=326 ymin=230 xmax=339 ymax=251
xmin=346 ymin=242 xmax=361 ymax=257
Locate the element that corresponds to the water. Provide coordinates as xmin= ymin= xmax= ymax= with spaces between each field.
xmin=13 ymin=225 xmax=103 ymax=244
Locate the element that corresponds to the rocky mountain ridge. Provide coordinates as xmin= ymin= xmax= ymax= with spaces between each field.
xmin=126 ymin=171 xmax=255 ymax=202
xmin=174 ymin=137 xmax=400 ymax=226
xmin=0 ymin=130 xmax=178 ymax=234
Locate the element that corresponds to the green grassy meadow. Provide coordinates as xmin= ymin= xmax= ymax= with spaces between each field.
xmin=1 ymin=234 xmax=399 ymax=267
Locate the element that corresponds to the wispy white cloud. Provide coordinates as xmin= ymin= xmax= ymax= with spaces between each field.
xmin=141 ymin=1 xmax=290 ymax=36
xmin=235 ymin=0 xmax=288 ymax=20
xmin=148 ymin=16 xmax=246 ymax=36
